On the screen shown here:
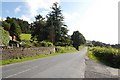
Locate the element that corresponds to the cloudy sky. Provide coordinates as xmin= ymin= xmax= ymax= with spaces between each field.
xmin=0 ymin=0 xmax=119 ymax=44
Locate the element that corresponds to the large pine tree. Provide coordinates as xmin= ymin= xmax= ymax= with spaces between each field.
xmin=31 ymin=14 xmax=46 ymax=41
xmin=46 ymin=2 xmax=68 ymax=45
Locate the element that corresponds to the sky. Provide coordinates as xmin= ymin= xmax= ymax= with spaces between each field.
xmin=0 ymin=0 xmax=119 ymax=44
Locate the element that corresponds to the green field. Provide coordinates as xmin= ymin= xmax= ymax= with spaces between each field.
xmin=20 ymin=34 xmax=31 ymax=40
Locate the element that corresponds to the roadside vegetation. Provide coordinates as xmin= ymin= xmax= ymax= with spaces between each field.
xmin=20 ymin=34 xmax=31 ymax=41
xmin=1 ymin=2 xmax=119 ymax=69
xmin=0 ymin=27 xmax=10 ymax=46
xmin=1 ymin=2 xmax=86 ymax=49
xmin=87 ymin=46 xmax=120 ymax=68
xmin=0 ymin=2 xmax=86 ymax=65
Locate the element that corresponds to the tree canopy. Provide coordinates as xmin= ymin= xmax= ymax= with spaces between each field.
xmin=31 ymin=14 xmax=46 ymax=41
xmin=31 ymin=2 xmax=71 ymax=46
xmin=71 ymin=31 xmax=86 ymax=50
xmin=1 ymin=2 xmax=86 ymax=47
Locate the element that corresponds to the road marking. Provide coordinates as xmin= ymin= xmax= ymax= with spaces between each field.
xmin=5 ymin=66 xmax=39 ymax=78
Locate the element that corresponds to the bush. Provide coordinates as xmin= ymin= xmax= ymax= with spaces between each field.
xmin=89 ymin=47 xmax=120 ymax=68
xmin=40 ymin=41 xmax=48 ymax=47
xmin=20 ymin=34 xmax=31 ymax=41
xmin=55 ymin=46 xmax=76 ymax=53
xmin=0 ymin=27 xmax=10 ymax=46
xmin=55 ymin=46 xmax=65 ymax=53
xmin=47 ymin=42 xmax=53 ymax=47
xmin=20 ymin=40 xmax=34 ymax=48
xmin=34 ymin=41 xmax=53 ymax=47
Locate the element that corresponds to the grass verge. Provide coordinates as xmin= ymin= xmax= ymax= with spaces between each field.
xmin=0 ymin=46 xmax=84 ymax=66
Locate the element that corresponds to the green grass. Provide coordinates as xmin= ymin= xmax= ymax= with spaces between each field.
xmin=0 ymin=46 xmax=85 ymax=66
xmin=1 ymin=53 xmax=61 ymax=65
xmin=20 ymin=34 xmax=31 ymax=41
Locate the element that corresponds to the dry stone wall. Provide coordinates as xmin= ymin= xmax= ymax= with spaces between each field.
xmin=1 ymin=47 xmax=55 ymax=60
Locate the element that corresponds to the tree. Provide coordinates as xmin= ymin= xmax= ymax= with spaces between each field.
xmin=10 ymin=20 xmax=21 ymax=41
xmin=0 ymin=27 xmax=10 ymax=46
xmin=71 ymin=31 xmax=86 ymax=50
xmin=5 ymin=17 xmax=30 ymax=34
xmin=46 ymin=2 xmax=68 ymax=45
xmin=31 ymin=14 xmax=46 ymax=41
xmin=16 ymin=19 xmax=30 ymax=33
xmin=2 ymin=21 xmax=10 ymax=31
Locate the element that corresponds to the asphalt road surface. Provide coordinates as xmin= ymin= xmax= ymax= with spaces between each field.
xmin=2 ymin=47 xmax=87 ymax=78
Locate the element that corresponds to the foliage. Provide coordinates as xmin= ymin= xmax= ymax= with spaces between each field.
xmin=31 ymin=3 xmax=71 ymax=46
xmin=39 ymin=41 xmax=48 ymax=47
xmin=34 ymin=41 xmax=53 ymax=47
xmin=88 ymin=40 xmax=120 ymax=49
xmin=71 ymin=31 xmax=86 ymax=50
xmin=5 ymin=17 xmax=30 ymax=34
xmin=10 ymin=20 xmax=22 ymax=35
xmin=9 ymin=40 xmax=19 ymax=47
xmin=47 ymin=41 xmax=54 ymax=47
xmin=111 ymin=44 xmax=120 ymax=49
xmin=20 ymin=34 xmax=31 ymax=41
xmin=9 ymin=20 xmax=22 ymax=41
xmin=16 ymin=19 xmax=30 ymax=33
xmin=20 ymin=40 xmax=34 ymax=48
xmin=88 ymin=47 xmax=120 ymax=68
xmin=46 ymin=2 xmax=69 ymax=45
xmin=55 ymin=46 xmax=77 ymax=53
xmin=1 ymin=17 xmax=31 ymax=45
xmin=1 ymin=3 xmax=86 ymax=48
xmin=0 ymin=27 xmax=10 ymax=46
xmin=31 ymin=14 xmax=46 ymax=42
xmin=86 ymin=40 xmax=93 ymax=47
xmin=2 ymin=21 xmax=10 ymax=31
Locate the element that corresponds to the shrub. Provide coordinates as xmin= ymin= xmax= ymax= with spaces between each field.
xmin=55 ymin=46 xmax=76 ymax=53
xmin=20 ymin=40 xmax=34 ymax=48
xmin=89 ymin=47 xmax=120 ymax=68
xmin=0 ymin=27 xmax=10 ymax=46
xmin=20 ymin=34 xmax=31 ymax=41
xmin=47 ymin=42 xmax=53 ymax=47
xmin=55 ymin=46 xmax=65 ymax=53
xmin=34 ymin=41 xmax=53 ymax=47
xmin=40 ymin=41 xmax=48 ymax=47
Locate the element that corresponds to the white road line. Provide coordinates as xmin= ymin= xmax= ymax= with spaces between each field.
xmin=5 ymin=66 xmax=39 ymax=78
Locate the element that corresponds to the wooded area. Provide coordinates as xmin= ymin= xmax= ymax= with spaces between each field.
xmin=1 ymin=2 xmax=86 ymax=50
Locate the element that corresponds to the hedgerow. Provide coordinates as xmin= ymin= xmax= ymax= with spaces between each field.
xmin=88 ymin=47 xmax=120 ymax=68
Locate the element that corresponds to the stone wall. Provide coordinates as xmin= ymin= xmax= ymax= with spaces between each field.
xmin=1 ymin=47 xmax=55 ymax=60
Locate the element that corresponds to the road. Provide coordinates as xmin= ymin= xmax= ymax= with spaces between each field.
xmin=2 ymin=47 xmax=87 ymax=78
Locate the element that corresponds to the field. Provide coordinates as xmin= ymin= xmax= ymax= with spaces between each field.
xmin=87 ymin=47 xmax=120 ymax=68
xmin=20 ymin=34 xmax=31 ymax=41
